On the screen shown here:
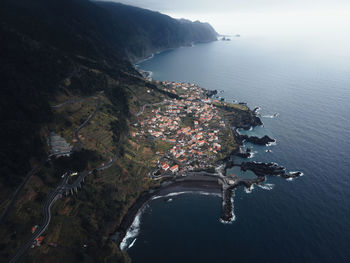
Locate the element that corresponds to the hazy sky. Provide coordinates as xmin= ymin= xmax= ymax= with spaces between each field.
xmin=101 ymin=0 xmax=350 ymax=35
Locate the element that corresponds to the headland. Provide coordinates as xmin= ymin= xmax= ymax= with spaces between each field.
xmin=114 ymin=80 xmax=302 ymax=248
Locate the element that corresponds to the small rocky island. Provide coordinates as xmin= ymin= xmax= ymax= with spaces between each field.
xmin=116 ymin=81 xmax=302 ymax=245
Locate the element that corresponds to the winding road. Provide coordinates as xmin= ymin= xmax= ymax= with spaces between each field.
xmin=9 ymin=94 xmax=111 ymax=263
xmin=10 ymin=95 xmax=167 ymax=262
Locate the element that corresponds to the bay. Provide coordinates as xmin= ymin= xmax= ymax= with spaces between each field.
xmin=127 ymin=35 xmax=350 ymax=263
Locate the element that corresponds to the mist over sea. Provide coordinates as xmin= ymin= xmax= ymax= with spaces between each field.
xmin=126 ymin=34 xmax=350 ymax=263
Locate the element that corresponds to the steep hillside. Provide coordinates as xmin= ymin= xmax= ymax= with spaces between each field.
xmin=0 ymin=0 xmax=133 ymax=195
xmin=94 ymin=1 xmax=219 ymax=61
xmin=0 ymin=0 xmax=218 ymax=193
xmin=0 ymin=0 xmax=218 ymax=262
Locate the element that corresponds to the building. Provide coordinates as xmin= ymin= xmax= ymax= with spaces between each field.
xmin=34 ymin=236 xmax=45 ymax=246
xmin=170 ymin=165 xmax=179 ymax=173
xmin=162 ymin=163 xmax=170 ymax=171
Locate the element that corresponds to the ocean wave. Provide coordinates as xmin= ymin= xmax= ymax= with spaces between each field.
xmin=244 ymin=184 xmax=255 ymax=194
xmin=151 ymin=195 xmax=162 ymax=200
xmin=287 ymin=171 xmax=304 ymax=181
xmin=266 ymin=140 xmax=277 ymax=146
xmin=257 ymin=183 xmax=275 ymax=190
xmin=289 ymin=171 xmax=304 ymax=176
xmin=153 ymin=191 xmax=221 ymax=200
xmin=219 ymin=218 xmax=234 ymax=224
xmin=164 ymin=191 xmax=189 ymax=197
xmin=254 ymin=106 xmax=261 ymax=114
xmin=120 ymin=206 xmax=147 ymax=251
xmin=197 ymin=191 xmax=222 ymax=197
xmin=128 ymin=238 xmax=137 ymax=249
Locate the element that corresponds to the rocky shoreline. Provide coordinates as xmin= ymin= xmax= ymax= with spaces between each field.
xmin=233 ymin=129 xmax=276 ymax=146
xmin=113 ymin=95 xmax=302 ymax=248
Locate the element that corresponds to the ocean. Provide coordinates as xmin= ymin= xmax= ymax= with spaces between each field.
xmin=124 ymin=35 xmax=350 ymax=262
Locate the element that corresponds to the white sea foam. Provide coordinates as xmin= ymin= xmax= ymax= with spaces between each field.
xmin=257 ymin=183 xmax=275 ymax=190
xmin=128 ymin=238 xmax=137 ymax=249
xmin=244 ymin=184 xmax=255 ymax=193
xmin=220 ymin=218 xmax=234 ymax=224
xmin=248 ymin=151 xmax=258 ymax=158
xmin=120 ymin=206 xmax=146 ymax=251
xmin=197 ymin=191 xmax=222 ymax=198
xmin=152 ymin=191 xmax=221 ymax=201
xmin=150 ymin=191 xmax=188 ymax=200
xmin=165 ymin=191 xmax=188 ymax=197
xmin=254 ymin=106 xmax=261 ymax=114
xmin=266 ymin=140 xmax=277 ymax=146
xmin=289 ymin=171 xmax=304 ymax=177
xmin=151 ymin=195 xmax=162 ymax=200
xmin=286 ymin=171 xmax=304 ymax=181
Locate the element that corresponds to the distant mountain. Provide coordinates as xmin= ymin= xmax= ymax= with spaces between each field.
xmin=1 ymin=0 xmax=217 ymax=63
xmin=94 ymin=1 xmax=219 ymax=61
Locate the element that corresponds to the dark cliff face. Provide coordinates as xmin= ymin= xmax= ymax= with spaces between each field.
xmin=94 ymin=1 xmax=219 ymax=61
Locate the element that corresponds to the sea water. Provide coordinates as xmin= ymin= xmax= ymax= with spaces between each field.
xmin=126 ymin=35 xmax=350 ymax=263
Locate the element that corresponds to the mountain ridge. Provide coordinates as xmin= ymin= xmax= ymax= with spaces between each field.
xmin=94 ymin=1 xmax=218 ymax=61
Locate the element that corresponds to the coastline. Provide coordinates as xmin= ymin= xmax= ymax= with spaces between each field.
xmin=114 ymin=54 xmax=302 ymax=251
xmin=112 ymin=179 xmax=222 ymax=248
xmin=114 ymin=144 xmax=303 ymax=250
xmin=132 ymin=39 xmax=218 ymax=65
xmin=113 ymin=102 xmax=304 ymax=250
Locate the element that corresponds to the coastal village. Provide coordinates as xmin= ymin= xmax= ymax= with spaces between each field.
xmin=132 ymin=81 xmax=236 ymax=179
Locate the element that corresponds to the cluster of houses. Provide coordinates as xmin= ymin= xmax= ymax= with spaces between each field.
xmin=134 ymin=82 xmax=228 ymax=178
xmin=158 ymin=81 xmax=202 ymax=99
